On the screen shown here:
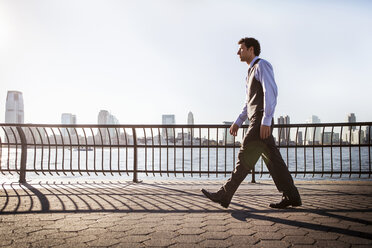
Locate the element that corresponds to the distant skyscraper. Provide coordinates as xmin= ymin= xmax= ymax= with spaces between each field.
xmin=187 ymin=111 xmax=194 ymax=125
xmin=323 ymin=132 xmax=340 ymax=145
xmin=187 ymin=111 xmax=194 ymax=139
xmin=107 ymin=113 xmax=119 ymax=141
xmin=61 ymin=113 xmax=76 ymax=125
xmin=277 ymin=115 xmax=290 ymax=144
xmin=162 ymin=114 xmax=175 ymax=140
xmin=365 ymin=126 xmax=371 ymax=143
xmin=297 ymin=131 xmax=303 ymax=145
xmin=97 ymin=110 xmax=119 ymax=144
xmin=346 ymin=113 xmax=356 ymax=131
xmin=344 ymin=113 xmax=360 ymax=144
xmin=98 ymin=110 xmax=110 ymax=125
xmin=5 ymin=91 xmax=24 ymax=123
xmin=61 ymin=113 xmax=77 ymax=137
xmin=98 ymin=110 xmax=119 ymax=125
xmin=306 ymin=115 xmax=321 ymax=144
xmin=223 ymin=121 xmax=235 ymax=145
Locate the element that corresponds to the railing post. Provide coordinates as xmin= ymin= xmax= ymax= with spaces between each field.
xmin=132 ymin=128 xmax=139 ymax=183
xmin=251 ymin=166 xmax=256 ymax=183
xmin=16 ymin=126 xmax=27 ymax=183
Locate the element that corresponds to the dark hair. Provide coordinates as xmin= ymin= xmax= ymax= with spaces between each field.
xmin=238 ymin=37 xmax=261 ymax=56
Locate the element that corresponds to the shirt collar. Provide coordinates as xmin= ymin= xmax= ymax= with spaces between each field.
xmin=248 ymin=56 xmax=259 ymax=69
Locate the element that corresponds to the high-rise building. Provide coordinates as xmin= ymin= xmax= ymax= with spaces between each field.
xmin=61 ymin=113 xmax=76 ymax=125
xmin=306 ymin=115 xmax=321 ymax=144
xmin=162 ymin=114 xmax=175 ymax=140
xmin=98 ymin=110 xmax=109 ymax=125
xmin=187 ymin=111 xmax=194 ymax=125
xmin=297 ymin=131 xmax=303 ymax=145
xmin=5 ymin=91 xmax=24 ymax=123
xmin=222 ymin=121 xmax=235 ymax=145
xmin=365 ymin=126 xmax=371 ymax=143
xmin=346 ymin=113 xmax=356 ymax=131
xmin=323 ymin=132 xmax=340 ymax=145
xmin=345 ymin=129 xmax=362 ymax=145
xmin=344 ymin=125 xmax=362 ymax=145
xmin=4 ymin=91 xmax=24 ymax=143
xmin=97 ymin=110 xmax=119 ymax=144
xmin=344 ymin=113 xmax=358 ymax=143
xmin=107 ymin=113 xmax=119 ymax=141
xmin=61 ymin=113 xmax=77 ymax=142
xmin=187 ymin=111 xmax=194 ymax=139
xmin=277 ymin=115 xmax=290 ymax=145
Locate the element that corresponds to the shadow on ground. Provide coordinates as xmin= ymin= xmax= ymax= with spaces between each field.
xmin=1 ymin=180 xmax=372 ymax=241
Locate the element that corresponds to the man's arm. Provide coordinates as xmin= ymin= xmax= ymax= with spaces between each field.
xmin=230 ymin=104 xmax=248 ymax=136
xmin=257 ymin=60 xmax=278 ymax=139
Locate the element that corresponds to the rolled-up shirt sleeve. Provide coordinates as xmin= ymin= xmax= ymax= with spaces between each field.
xmin=256 ymin=60 xmax=278 ymax=126
xmin=234 ymin=103 xmax=248 ymax=127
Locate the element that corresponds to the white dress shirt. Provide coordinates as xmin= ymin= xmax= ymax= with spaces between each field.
xmin=234 ymin=56 xmax=278 ymax=127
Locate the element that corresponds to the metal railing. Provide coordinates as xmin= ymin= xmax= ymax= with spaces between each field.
xmin=1 ymin=123 xmax=371 ymax=183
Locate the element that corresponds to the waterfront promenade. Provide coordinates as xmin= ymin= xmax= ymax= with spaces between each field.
xmin=1 ymin=179 xmax=371 ymax=247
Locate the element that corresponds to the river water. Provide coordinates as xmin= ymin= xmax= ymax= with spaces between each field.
xmin=1 ymin=147 xmax=371 ymax=181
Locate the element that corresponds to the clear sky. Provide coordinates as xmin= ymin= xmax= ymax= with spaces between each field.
xmin=1 ymin=0 xmax=371 ymax=124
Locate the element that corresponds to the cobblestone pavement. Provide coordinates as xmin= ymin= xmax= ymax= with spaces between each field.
xmin=1 ymin=180 xmax=372 ymax=247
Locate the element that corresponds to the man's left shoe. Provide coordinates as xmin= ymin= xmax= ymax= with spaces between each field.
xmin=269 ymin=195 xmax=302 ymax=209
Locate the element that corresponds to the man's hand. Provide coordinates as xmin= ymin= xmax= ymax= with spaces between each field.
xmin=260 ymin=125 xmax=271 ymax=139
xmin=230 ymin=123 xmax=239 ymax=136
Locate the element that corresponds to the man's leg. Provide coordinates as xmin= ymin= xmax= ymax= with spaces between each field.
xmin=221 ymin=140 xmax=263 ymax=201
xmin=201 ymin=118 xmax=263 ymax=208
xmin=261 ymin=135 xmax=301 ymax=208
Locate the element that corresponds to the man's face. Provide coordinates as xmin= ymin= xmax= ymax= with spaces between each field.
xmin=237 ymin=43 xmax=254 ymax=63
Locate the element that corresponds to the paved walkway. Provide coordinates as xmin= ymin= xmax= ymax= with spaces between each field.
xmin=1 ymin=179 xmax=372 ymax=248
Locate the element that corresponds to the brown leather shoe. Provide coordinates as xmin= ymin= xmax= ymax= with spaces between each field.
xmin=201 ymin=188 xmax=230 ymax=208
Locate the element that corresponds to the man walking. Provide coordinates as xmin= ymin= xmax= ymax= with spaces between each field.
xmin=201 ymin=37 xmax=302 ymax=209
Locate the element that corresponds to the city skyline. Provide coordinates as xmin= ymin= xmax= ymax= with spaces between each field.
xmin=1 ymin=1 xmax=372 ymax=124
xmin=1 ymin=94 xmax=369 ymax=145
xmin=2 ymin=90 xmax=368 ymax=125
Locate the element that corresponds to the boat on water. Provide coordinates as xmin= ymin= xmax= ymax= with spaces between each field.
xmin=73 ymin=146 xmax=93 ymax=151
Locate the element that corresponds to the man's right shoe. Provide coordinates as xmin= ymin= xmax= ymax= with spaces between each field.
xmin=201 ymin=188 xmax=230 ymax=208
xmin=269 ymin=195 xmax=302 ymax=209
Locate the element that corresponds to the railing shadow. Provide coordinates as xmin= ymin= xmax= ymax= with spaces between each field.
xmin=1 ymin=181 xmax=371 ymax=240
